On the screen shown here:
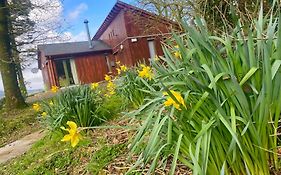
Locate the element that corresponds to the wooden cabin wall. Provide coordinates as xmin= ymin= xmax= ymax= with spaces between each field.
xmin=40 ymin=51 xmax=58 ymax=89
xmin=48 ymin=60 xmax=59 ymax=88
xmin=74 ymin=54 xmax=109 ymax=84
xmin=98 ymin=10 xmax=133 ymax=66
xmin=124 ymin=10 xmax=173 ymax=37
xmin=128 ymin=36 xmax=164 ymax=65
xmin=99 ymin=10 xmax=127 ymax=49
xmin=123 ymin=10 xmax=171 ymax=65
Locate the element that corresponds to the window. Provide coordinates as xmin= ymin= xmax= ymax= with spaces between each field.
xmin=148 ymin=40 xmax=156 ymax=60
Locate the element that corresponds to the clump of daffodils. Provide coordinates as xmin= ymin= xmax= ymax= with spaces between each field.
xmin=91 ymin=82 xmax=99 ymax=90
xmin=163 ymin=90 xmax=186 ymax=110
xmin=105 ymin=81 xmax=116 ymax=97
xmin=116 ymin=61 xmax=128 ymax=75
xmin=51 ymin=85 xmax=59 ymax=93
xmin=138 ymin=64 xmax=154 ymax=80
xmin=104 ymin=74 xmax=116 ymax=97
xmin=61 ymin=121 xmax=81 ymax=147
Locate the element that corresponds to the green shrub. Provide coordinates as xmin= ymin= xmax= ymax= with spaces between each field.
xmin=116 ymin=65 xmax=155 ymax=108
xmin=129 ymin=9 xmax=281 ymax=175
xmin=41 ymin=85 xmax=105 ymax=130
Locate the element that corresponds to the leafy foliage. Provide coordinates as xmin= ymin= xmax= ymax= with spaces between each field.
xmin=128 ymin=9 xmax=281 ymax=175
xmin=41 ymin=86 xmax=106 ymax=130
xmin=117 ymin=65 xmax=155 ymax=108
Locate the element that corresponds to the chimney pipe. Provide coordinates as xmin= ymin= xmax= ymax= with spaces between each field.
xmin=84 ymin=19 xmax=93 ymax=48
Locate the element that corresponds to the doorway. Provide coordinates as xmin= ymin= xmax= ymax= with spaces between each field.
xmin=55 ymin=59 xmax=77 ymax=87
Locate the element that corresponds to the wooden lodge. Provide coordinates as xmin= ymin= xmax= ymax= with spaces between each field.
xmin=38 ymin=1 xmax=177 ymax=89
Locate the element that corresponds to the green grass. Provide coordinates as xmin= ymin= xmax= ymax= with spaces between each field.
xmin=0 ymin=132 xmax=90 ymax=175
xmin=0 ymin=106 xmax=40 ymax=147
xmin=0 ymin=130 xmax=128 ymax=175
xmin=0 ymin=94 xmax=130 ymax=175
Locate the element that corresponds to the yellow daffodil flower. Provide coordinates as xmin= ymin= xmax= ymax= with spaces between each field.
xmin=109 ymin=90 xmax=116 ymax=95
xmin=174 ymin=45 xmax=182 ymax=59
xmin=138 ymin=64 xmax=153 ymax=80
xmin=32 ymin=103 xmax=40 ymax=111
xmin=174 ymin=51 xmax=182 ymax=59
xmin=107 ymin=81 xmax=116 ymax=90
xmin=117 ymin=68 xmax=121 ymax=75
xmin=120 ymin=65 xmax=127 ymax=72
xmin=51 ymin=85 xmax=59 ymax=93
xmin=91 ymin=82 xmax=99 ymax=90
xmin=61 ymin=121 xmax=81 ymax=147
xmin=41 ymin=112 xmax=47 ymax=118
xmin=163 ymin=90 xmax=186 ymax=110
xmin=105 ymin=81 xmax=116 ymax=97
xmin=104 ymin=74 xmax=111 ymax=81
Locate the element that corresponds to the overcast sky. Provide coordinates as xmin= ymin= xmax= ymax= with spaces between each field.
xmin=0 ymin=0 xmax=132 ymax=91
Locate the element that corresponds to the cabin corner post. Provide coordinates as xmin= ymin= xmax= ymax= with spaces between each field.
xmin=105 ymin=53 xmax=112 ymax=73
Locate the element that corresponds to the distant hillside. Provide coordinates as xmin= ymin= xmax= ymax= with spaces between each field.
xmin=0 ymin=89 xmax=44 ymax=98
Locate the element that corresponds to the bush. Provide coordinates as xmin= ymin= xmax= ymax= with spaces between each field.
xmin=116 ymin=64 xmax=156 ymax=108
xmin=129 ymin=11 xmax=281 ymax=175
xmin=41 ymin=85 xmax=106 ymax=130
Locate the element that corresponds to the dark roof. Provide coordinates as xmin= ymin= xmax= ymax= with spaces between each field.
xmin=38 ymin=40 xmax=112 ymax=57
xmin=93 ymin=1 xmax=177 ymax=39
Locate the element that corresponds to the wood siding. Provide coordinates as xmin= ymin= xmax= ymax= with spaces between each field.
xmin=99 ymin=10 xmax=127 ymax=48
xmin=98 ymin=10 xmax=133 ymax=66
xmin=74 ymin=54 xmax=109 ymax=84
xmin=124 ymin=10 xmax=173 ymax=37
xmin=40 ymin=51 xmax=58 ymax=89
xmin=128 ymin=37 xmax=164 ymax=65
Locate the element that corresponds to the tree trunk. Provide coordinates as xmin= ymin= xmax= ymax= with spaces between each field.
xmin=16 ymin=61 xmax=27 ymax=98
xmin=0 ymin=0 xmax=26 ymax=109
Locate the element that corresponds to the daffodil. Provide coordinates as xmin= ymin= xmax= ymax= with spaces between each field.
xmin=174 ymin=51 xmax=182 ymax=59
xmin=117 ymin=68 xmax=121 ymax=75
xmin=120 ymin=65 xmax=127 ymax=72
xmin=41 ymin=112 xmax=47 ymax=118
xmin=104 ymin=74 xmax=111 ymax=81
xmin=51 ymin=85 xmax=59 ymax=93
xmin=138 ymin=64 xmax=154 ymax=80
xmin=174 ymin=45 xmax=182 ymax=59
xmin=61 ymin=121 xmax=81 ymax=147
xmin=107 ymin=81 xmax=116 ymax=92
xmin=163 ymin=90 xmax=186 ymax=110
xmin=105 ymin=81 xmax=116 ymax=97
xmin=32 ymin=103 xmax=40 ymax=111
xmin=91 ymin=82 xmax=99 ymax=90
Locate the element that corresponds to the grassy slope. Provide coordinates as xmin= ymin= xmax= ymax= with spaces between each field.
xmin=0 ymin=125 xmax=128 ymax=175
xmin=0 ymin=95 xmax=131 ymax=175
xmin=0 ymin=106 xmax=41 ymax=147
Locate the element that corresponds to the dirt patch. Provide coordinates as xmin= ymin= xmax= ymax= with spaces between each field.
xmin=0 ymin=130 xmax=45 ymax=164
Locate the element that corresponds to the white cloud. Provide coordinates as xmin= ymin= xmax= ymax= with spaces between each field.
xmin=69 ymin=31 xmax=87 ymax=42
xmin=68 ymin=3 xmax=88 ymax=20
